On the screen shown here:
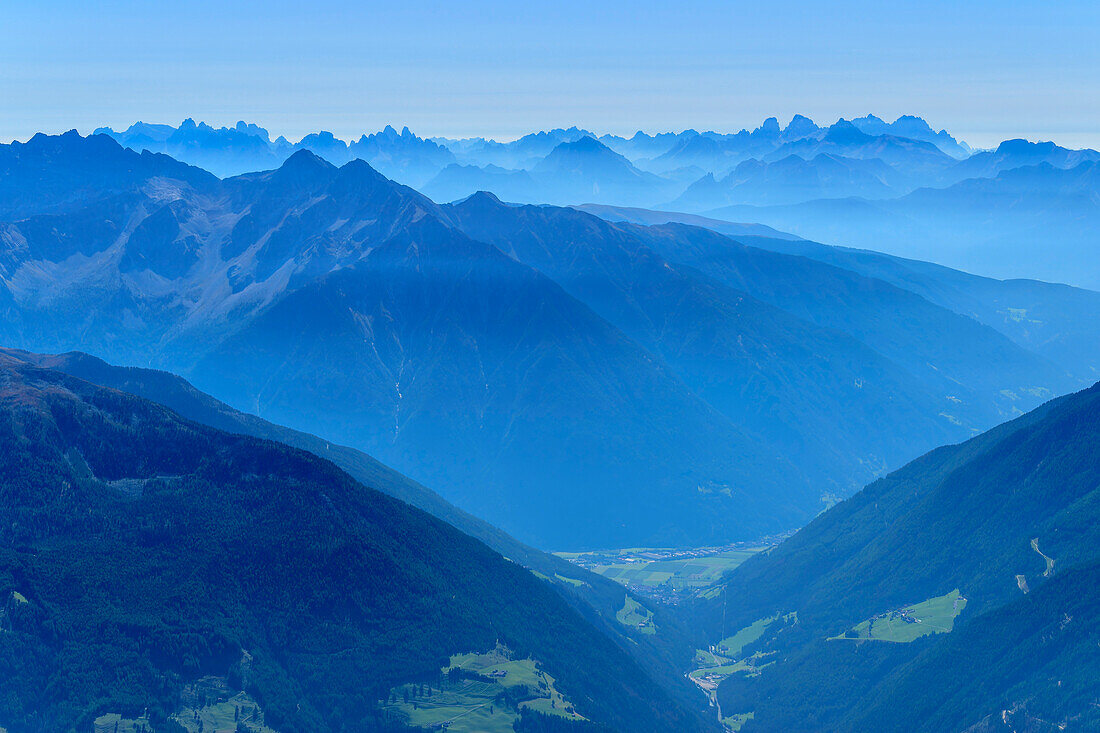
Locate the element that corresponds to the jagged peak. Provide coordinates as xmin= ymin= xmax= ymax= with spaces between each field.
xmin=755 ymin=117 xmax=781 ymax=136
xmin=893 ymin=114 xmax=933 ymax=129
xmin=298 ymin=130 xmax=345 ymax=147
xmin=21 ymin=129 xmax=121 ymax=154
xmin=783 ymin=114 xmax=819 ymax=137
xmin=825 ymin=119 xmax=872 ymax=143
xmin=553 ymin=135 xmax=611 ymax=153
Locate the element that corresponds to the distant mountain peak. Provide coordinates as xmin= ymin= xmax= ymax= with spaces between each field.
xmin=756 ymin=117 xmax=781 ymax=136
xmin=783 ymin=115 xmax=818 ymax=130
xmin=995 ymin=138 xmax=1057 ymax=155
xmin=824 ymin=119 xmax=873 ymax=144
xmin=336 ymin=157 xmax=387 ymax=180
xmin=299 ymin=130 xmax=345 ymax=147
xmin=273 ymin=148 xmax=337 ymax=182
xmin=893 ymin=113 xmax=933 ymax=129
xmin=460 ymin=190 xmax=505 ymax=207
xmin=535 ymin=136 xmax=640 ymax=177
xmin=783 ymin=114 xmax=820 ymax=140
xmin=233 ymin=120 xmax=271 ymax=140
xmin=560 ymin=135 xmax=606 ymax=152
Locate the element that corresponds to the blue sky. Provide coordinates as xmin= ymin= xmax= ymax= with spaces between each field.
xmin=3 ymin=0 xmax=1099 ymax=148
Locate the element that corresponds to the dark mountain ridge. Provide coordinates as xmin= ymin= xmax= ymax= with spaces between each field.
xmin=0 ymin=346 xmax=712 ymax=726
xmin=0 ymin=353 xmax=712 ymax=733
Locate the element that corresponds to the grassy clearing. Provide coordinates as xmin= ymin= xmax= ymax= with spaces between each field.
xmin=96 ymin=678 xmax=274 ymax=733
xmin=691 ymin=613 xmax=790 ymax=696
xmin=386 ymin=679 xmax=515 ymax=733
xmin=529 ymin=569 xmax=586 ymax=589
xmin=833 ymin=589 xmax=967 ymax=643
xmin=383 ymin=644 xmax=584 ymax=731
xmin=615 ymin=596 xmax=656 ymax=634
xmin=172 ymin=688 xmax=276 ymax=733
xmin=717 ymin=614 xmax=778 ymax=657
xmin=553 ymin=573 xmax=585 ymax=587
xmin=92 ymin=714 xmax=152 ymax=733
xmin=723 ymin=712 xmax=754 ymax=731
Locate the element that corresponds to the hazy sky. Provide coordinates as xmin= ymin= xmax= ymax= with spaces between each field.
xmin=3 ymin=0 xmax=1099 ymax=148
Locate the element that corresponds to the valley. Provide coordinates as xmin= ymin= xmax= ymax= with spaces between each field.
xmin=556 ymin=539 xmax=785 ymax=604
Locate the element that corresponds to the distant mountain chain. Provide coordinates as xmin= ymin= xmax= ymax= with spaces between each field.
xmin=1 ymin=130 xmax=1098 ymax=549
xmin=95 ymin=114 xmax=972 ymax=195
xmin=92 ymin=114 xmax=1100 ymax=287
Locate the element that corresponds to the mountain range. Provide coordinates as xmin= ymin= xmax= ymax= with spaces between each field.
xmin=0 ymin=131 xmax=1096 ymax=550
xmin=703 ymin=158 xmax=1100 ymax=288
xmin=89 ymin=116 xmax=1100 ymax=289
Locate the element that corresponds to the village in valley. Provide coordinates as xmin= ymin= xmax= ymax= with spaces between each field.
xmin=556 ymin=533 xmax=794 ymax=605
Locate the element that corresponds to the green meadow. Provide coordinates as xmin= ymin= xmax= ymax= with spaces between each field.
xmin=615 ymin=595 xmax=657 ymax=634
xmin=833 ymin=589 xmax=967 ymax=642
xmin=382 ymin=644 xmax=584 ymax=731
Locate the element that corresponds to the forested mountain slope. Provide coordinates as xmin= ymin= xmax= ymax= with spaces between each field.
xmin=0 ymin=347 xmax=708 ymax=716
xmin=687 ymin=381 xmax=1100 ymax=732
xmin=0 ymin=354 xmax=713 ymax=733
